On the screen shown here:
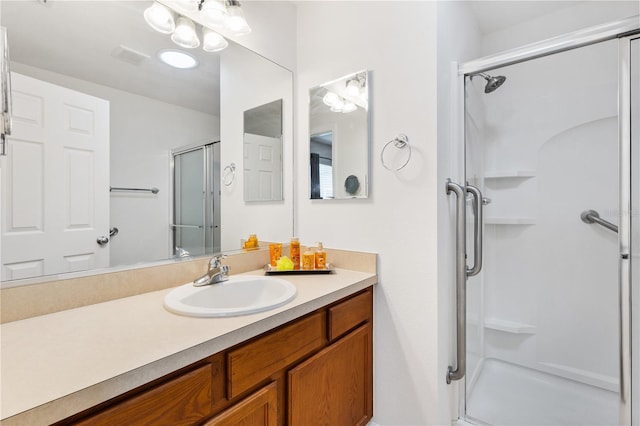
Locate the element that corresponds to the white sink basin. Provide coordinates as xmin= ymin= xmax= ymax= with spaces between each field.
xmin=163 ymin=275 xmax=297 ymax=318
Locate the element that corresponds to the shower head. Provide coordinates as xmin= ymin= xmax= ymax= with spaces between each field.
xmin=474 ymin=72 xmax=507 ymax=93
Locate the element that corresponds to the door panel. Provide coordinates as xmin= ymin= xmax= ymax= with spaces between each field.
xmin=2 ymin=73 xmax=109 ymax=280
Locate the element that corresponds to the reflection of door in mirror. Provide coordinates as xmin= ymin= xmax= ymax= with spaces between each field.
xmin=310 ymin=131 xmax=334 ymax=199
xmin=1 ymin=73 xmax=109 ymax=281
xmin=243 ymin=99 xmax=283 ymax=202
xmin=172 ymin=142 xmax=221 ymax=257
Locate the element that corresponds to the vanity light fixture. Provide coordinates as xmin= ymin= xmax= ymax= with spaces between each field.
xmin=203 ymin=28 xmax=229 ymax=52
xmin=143 ymin=2 xmax=176 ymax=34
xmin=345 ymin=75 xmax=365 ymax=97
xmin=158 ymin=49 xmax=198 ymax=69
xmin=225 ymin=0 xmax=251 ymax=35
xmin=200 ymin=0 xmax=228 ymax=28
xmin=144 ymin=0 xmax=251 ymax=54
xmin=171 ymin=16 xmax=200 ymax=48
xmin=323 ymin=90 xmax=357 ymax=114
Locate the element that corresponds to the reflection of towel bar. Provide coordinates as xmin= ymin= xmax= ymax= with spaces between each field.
xmin=110 ymin=186 xmax=159 ymax=194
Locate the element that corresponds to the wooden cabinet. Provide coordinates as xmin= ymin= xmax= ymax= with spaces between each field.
xmin=59 ymin=287 xmax=373 ymax=426
xmin=289 ymin=324 xmax=373 ymax=426
xmin=205 ymin=382 xmax=278 ymax=426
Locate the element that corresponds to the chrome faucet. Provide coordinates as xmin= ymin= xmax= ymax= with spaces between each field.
xmin=193 ymin=255 xmax=230 ymax=287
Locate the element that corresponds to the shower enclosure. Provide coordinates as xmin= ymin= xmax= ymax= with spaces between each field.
xmin=171 ymin=142 xmax=221 ymax=257
xmin=448 ymin=19 xmax=639 ymax=426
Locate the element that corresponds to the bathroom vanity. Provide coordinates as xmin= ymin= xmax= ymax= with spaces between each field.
xmin=0 ymin=250 xmax=376 ymax=425
xmin=58 ymin=288 xmax=372 ymax=426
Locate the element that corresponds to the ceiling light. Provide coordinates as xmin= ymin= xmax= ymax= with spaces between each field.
xmin=202 ymin=28 xmax=228 ymax=52
xmin=201 ymin=0 xmax=228 ymax=28
xmin=158 ymin=49 xmax=198 ymax=69
xmin=171 ymin=17 xmax=200 ymax=49
xmin=225 ymin=0 xmax=251 ymax=35
xmin=143 ymin=2 xmax=176 ymax=34
xmin=330 ymin=98 xmax=345 ymax=112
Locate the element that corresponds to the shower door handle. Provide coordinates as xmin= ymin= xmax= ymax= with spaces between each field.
xmin=446 ymin=180 xmax=466 ymax=384
xmin=466 ymin=185 xmax=484 ymax=277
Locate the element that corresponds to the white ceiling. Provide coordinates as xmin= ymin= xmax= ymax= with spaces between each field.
xmin=467 ymin=1 xmax=585 ymax=34
xmin=2 ymin=0 xmax=221 ymax=116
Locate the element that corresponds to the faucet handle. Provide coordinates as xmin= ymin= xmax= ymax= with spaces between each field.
xmin=209 ymin=254 xmax=227 ymax=269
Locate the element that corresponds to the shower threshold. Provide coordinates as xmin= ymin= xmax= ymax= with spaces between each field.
xmin=465 ymin=358 xmax=618 ymax=426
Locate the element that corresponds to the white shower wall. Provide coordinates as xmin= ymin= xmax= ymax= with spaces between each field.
xmin=467 ymin=38 xmax=620 ymax=391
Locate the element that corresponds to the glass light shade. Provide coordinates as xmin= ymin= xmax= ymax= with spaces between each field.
xmin=171 ymin=17 xmax=200 ymax=49
xmin=226 ymin=4 xmax=251 ymax=35
xmin=345 ymin=79 xmax=362 ymax=97
xmin=330 ymin=98 xmax=345 ymax=112
xmin=143 ymin=2 xmax=176 ymax=34
xmin=202 ymin=28 xmax=228 ymax=52
xmin=158 ymin=49 xmax=198 ymax=69
xmin=201 ymin=0 xmax=227 ymax=28
xmin=341 ymin=101 xmax=357 ymax=113
xmin=323 ymin=92 xmax=339 ymax=107
xmin=174 ymin=0 xmax=199 ymax=11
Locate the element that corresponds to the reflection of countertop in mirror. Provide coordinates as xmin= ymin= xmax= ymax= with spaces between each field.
xmin=0 ymin=258 xmax=377 ymax=424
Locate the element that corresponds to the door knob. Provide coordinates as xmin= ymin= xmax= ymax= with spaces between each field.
xmin=96 ymin=236 xmax=109 ymax=246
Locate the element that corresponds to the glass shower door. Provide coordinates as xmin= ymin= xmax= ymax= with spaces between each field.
xmin=172 ymin=142 xmax=221 ymax=258
xmin=463 ymin=39 xmax=621 ymax=426
xmin=630 ymin=35 xmax=639 ymax=426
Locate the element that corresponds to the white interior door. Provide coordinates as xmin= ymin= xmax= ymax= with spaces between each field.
xmin=1 ymin=73 xmax=109 ymax=280
xmin=243 ymin=133 xmax=282 ymax=201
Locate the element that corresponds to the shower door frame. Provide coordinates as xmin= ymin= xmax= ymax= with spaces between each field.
xmin=451 ymin=16 xmax=640 ymax=426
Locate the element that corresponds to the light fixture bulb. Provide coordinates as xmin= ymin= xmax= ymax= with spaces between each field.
xmin=171 ymin=17 xmax=200 ymax=49
xmin=345 ymin=78 xmax=362 ymax=97
xmin=143 ymin=2 xmax=176 ymax=34
xmin=200 ymin=0 xmax=228 ymax=28
xmin=202 ymin=28 xmax=228 ymax=52
xmin=174 ymin=0 xmax=199 ymax=12
xmin=158 ymin=49 xmax=198 ymax=69
xmin=323 ymin=92 xmax=339 ymax=107
xmin=225 ymin=2 xmax=251 ymax=35
xmin=330 ymin=98 xmax=345 ymax=112
xmin=341 ymin=101 xmax=357 ymax=113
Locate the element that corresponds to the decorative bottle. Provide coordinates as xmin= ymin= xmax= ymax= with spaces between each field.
xmin=315 ymin=242 xmax=327 ymax=269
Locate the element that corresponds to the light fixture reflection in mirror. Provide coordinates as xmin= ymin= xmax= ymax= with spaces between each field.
xmin=309 ymin=70 xmax=370 ymax=200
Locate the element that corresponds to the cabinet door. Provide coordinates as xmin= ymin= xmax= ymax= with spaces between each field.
xmin=204 ymin=381 xmax=277 ymax=426
xmin=288 ymin=324 xmax=372 ymax=426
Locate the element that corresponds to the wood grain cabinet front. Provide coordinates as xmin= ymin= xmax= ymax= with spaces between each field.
xmin=204 ymin=381 xmax=278 ymax=426
xmin=288 ymin=323 xmax=373 ymax=426
xmin=59 ymin=287 xmax=373 ymax=426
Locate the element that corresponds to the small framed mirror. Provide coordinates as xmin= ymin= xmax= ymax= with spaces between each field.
xmin=309 ymin=70 xmax=369 ymax=199
xmin=243 ymin=99 xmax=283 ymax=202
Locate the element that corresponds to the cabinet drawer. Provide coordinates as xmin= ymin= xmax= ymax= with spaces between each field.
xmin=75 ymin=364 xmax=212 ymax=426
xmin=227 ymin=311 xmax=326 ymax=398
xmin=328 ymin=289 xmax=372 ymax=341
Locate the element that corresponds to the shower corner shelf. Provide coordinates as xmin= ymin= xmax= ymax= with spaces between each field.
xmin=484 ymin=318 xmax=537 ymax=334
xmin=484 ymin=170 xmax=536 ymax=179
xmin=485 ymin=217 xmax=536 ymax=225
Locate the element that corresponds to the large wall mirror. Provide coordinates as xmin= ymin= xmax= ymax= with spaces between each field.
xmin=0 ymin=1 xmax=293 ymax=284
xmin=309 ymin=70 xmax=369 ymax=199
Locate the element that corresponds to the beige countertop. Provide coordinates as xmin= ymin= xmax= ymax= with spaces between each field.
xmin=0 ymin=268 xmax=377 ymax=425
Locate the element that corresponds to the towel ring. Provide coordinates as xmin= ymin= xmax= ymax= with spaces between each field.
xmin=381 ymin=134 xmax=411 ymax=171
xmin=223 ymin=163 xmax=236 ymax=186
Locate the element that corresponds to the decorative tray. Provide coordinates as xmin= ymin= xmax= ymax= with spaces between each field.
xmin=264 ymin=263 xmax=334 ymax=275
